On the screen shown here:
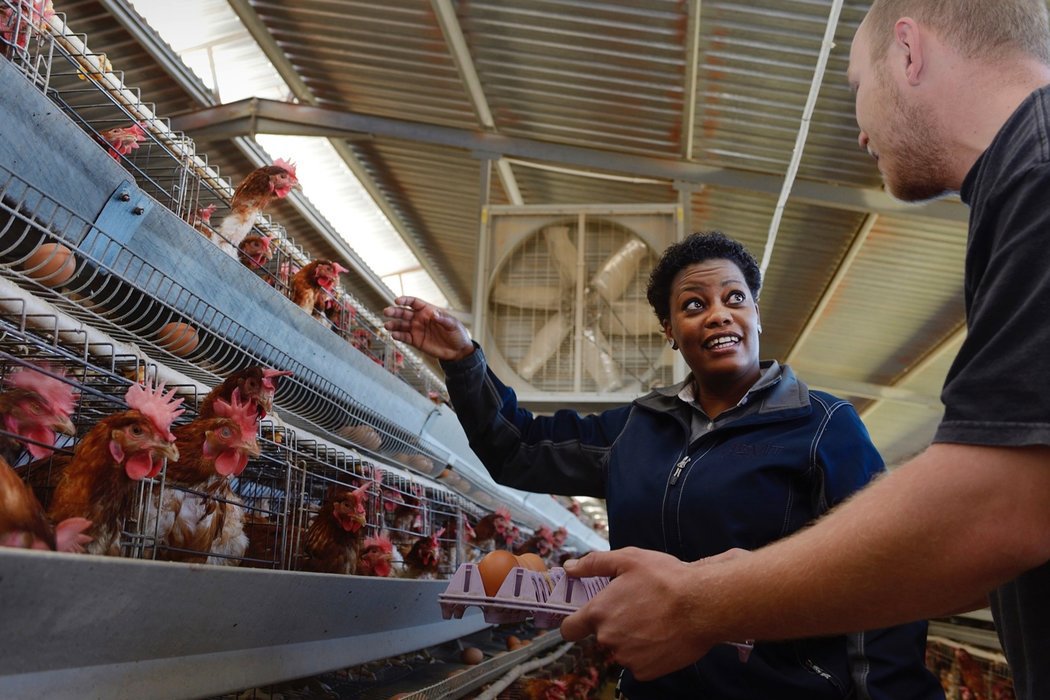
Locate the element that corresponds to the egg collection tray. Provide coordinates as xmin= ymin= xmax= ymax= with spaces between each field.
xmin=438 ymin=563 xmax=600 ymax=628
xmin=437 ymin=563 xmax=754 ymax=662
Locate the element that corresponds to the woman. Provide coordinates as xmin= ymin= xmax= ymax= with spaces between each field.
xmin=383 ymin=232 xmax=942 ymax=700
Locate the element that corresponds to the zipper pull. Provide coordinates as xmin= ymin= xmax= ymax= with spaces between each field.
xmin=670 ymin=455 xmax=690 ymax=485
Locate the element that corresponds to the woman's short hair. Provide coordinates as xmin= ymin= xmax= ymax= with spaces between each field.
xmin=865 ymin=0 xmax=1050 ymax=66
xmin=645 ymin=231 xmax=761 ymax=325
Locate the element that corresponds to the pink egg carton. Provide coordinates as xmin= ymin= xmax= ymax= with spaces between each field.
xmin=438 ymin=563 xmax=594 ymax=628
xmin=437 ymin=563 xmax=753 ymax=662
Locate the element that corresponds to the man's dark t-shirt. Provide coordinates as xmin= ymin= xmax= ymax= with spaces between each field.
xmin=935 ymin=83 xmax=1050 ymax=700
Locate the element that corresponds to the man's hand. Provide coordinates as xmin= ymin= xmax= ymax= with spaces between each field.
xmin=560 ymin=547 xmax=721 ymax=680
xmin=382 ymin=296 xmax=474 ymax=361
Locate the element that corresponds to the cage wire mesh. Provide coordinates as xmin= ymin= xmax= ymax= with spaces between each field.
xmin=0 ymin=0 xmax=446 ymax=403
xmin=0 ymin=0 xmax=598 ymax=577
xmin=0 ymin=303 xmax=491 ymax=571
xmin=0 ymin=164 xmax=451 ymax=476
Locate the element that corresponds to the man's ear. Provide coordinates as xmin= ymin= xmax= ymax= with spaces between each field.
xmin=895 ymin=17 xmax=925 ymax=86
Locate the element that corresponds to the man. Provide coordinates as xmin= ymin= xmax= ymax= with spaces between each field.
xmin=561 ymin=2 xmax=1050 ymax=697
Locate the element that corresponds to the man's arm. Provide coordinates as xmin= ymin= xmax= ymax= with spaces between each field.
xmin=561 ymin=442 xmax=1050 ymax=680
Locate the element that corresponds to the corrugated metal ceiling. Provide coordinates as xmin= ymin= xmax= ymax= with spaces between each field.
xmin=55 ymin=0 xmax=1001 ymax=466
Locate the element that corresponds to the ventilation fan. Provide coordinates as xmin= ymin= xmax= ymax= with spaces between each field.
xmin=485 ymin=215 xmax=675 ymax=395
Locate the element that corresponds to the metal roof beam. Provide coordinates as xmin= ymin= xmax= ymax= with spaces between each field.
xmin=803 ymin=374 xmax=943 ymax=411
xmin=860 ymin=323 xmax=967 ymax=420
xmin=680 ymin=0 xmax=702 ymax=161
xmin=784 ymin=213 xmax=878 ymax=364
xmin=172 ymin=98 xmax=969 ymax=224
xmin=431 ymin=0 xmax=523 ymax=206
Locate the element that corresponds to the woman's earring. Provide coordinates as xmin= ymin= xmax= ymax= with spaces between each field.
xmin=757 ymin=325 xmax=763 ymax=334
xmin=671 ymin=340 xmax=679 ymax=350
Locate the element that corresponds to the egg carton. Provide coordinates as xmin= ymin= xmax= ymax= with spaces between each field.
xmin=438 ymin=563 xmax=595 ymax=628
xmin=438 ymin=562 xmax=754 ymax=662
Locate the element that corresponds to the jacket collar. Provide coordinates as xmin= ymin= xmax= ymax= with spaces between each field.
xmin=635 ymin=361 xmax=811 ymax=418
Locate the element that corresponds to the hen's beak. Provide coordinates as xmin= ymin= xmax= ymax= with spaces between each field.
xmin=154 ymin=440 xmax=180 ymax=463
xmin=242 ymin=437 xmax=262 ymax=459
xmin=51 ymin=414 xmax=76 ymax=437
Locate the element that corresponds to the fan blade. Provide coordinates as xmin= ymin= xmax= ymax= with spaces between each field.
xmin=598 ymin=300 xmax=660 ymax=336
xmin=582 ymin=326 xmax=623 ymax=392
xmin=545 ymin=226 xmax=578 ymax=286
xmin=591 ymin=239 xmax=649 ymax=303
xmin=491 ymin=282 xmax=564 ymax=310
xmin=518 ymin=312 xmax=571 ymax=381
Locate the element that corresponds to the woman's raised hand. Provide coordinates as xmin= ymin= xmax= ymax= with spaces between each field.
xmin=382 ymin=296 xmax=475 ymax=362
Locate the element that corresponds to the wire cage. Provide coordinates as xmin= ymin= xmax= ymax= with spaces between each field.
xmin=236 ymin=419 xmax=301 ymax=569
xmin=0 ymin=1 xmax=596 ymax=586
xmin=0 ymin=0 xmax=446 ymax=404
xmin=0 ymin=298 xmax=494 ymax=573
xmin=0 ymin=0 xmax=56 ymax=88
xmin=0 ymin=164 xmax=451 ymax=482
xmin=925 ymin=638 xmax=1014 ymax=700
xmin=0 ymin=301 xmax=476 ymax=573
xmin=288 ymin=438 xmax=377 ymax=575
xmin=132 ymin=415 xmax=304 ymax=567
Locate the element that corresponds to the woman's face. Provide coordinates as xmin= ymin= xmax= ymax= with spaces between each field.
xmin=663 ymin=258 xmax=761 ymax=388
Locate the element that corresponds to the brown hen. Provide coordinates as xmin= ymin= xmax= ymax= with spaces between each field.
xmin=301 ymin=481 xmax=372 ymax=575
xmin=216 ymin=159 xmax=298 ymax=253
xmin=290 ymin=260 xmax=348 ymax=317
xmin=199 ymin=365 xmax=292 ymax=420
xmin=0 ymin=363 xmax=76 ymax=466
xmin=401 ymin=527 xmax=445 ymax=579
xmin=237 ymin=234 xmax=273 ymax=278
xmin=149 ymin=392 xmax=261 ymax=564
xmin=0 ymin=455 xmax=91 ymax=552
xmin=47 ymin=383 xmax=183 ymax=556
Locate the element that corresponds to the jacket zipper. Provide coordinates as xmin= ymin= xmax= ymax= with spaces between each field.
xmin=669 ymin=454 xmax=690 ymax=485
xmin=805 ymin=659 xmax=846 ymax=694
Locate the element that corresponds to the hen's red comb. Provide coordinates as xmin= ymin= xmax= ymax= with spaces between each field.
xmin=353 ymin=481 xmax=372 ymax=501
xmin=125 ymin=381 xmax=184 ymax=441
xmin=273 ymin=158 xmax=298 ymax=180
xmin=261 ymin=368 xmax=293 ymax=392
xmin=6 ymin=364 xmax=77 ymax=417
xmin=212 ymin=389 xmax=258 ymax=437
xmin=197 ymin=204 xmax=217 ymax=223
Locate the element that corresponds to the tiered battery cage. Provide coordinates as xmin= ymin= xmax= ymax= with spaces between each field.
xmin=0 ymin=3 xmax=607 ymax=697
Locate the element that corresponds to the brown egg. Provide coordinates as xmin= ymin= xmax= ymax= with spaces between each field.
xmin=506 ymin=635 xmax=523 ymax=651
xmin=515 ymin=553 xmax=547 ymax=573
xmin=461 ymin=647 xmax=484 ymax=665
xmin=477 ymin=549 xmax=518 ymax=596
xmin=21 ymin=242 xmax=76 ymax=287
xmin=156 ymin=322 xmax=200 ymax=357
